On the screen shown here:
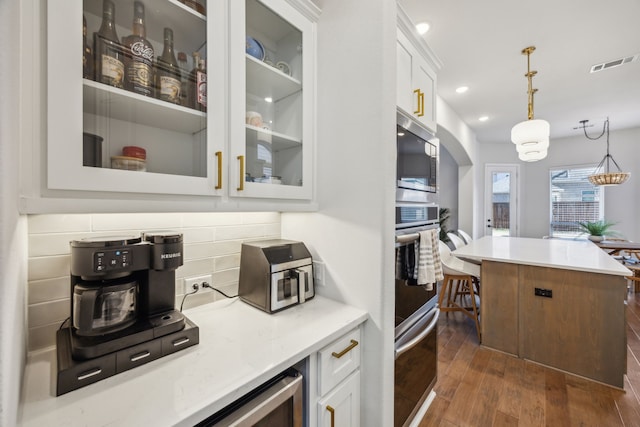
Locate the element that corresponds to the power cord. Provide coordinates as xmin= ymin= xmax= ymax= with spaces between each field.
xmin=180 ymin=283 xmax=200 ymax=312
xmin=202 ymin=282 xmax=238 ymax=299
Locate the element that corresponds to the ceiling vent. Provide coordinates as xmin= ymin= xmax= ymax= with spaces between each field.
xmin=590 ymin=53 xmax=639 ymax=73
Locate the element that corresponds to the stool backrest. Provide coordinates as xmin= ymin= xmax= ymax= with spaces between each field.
xmin=448 ymin=232 xmax=466 ymax=249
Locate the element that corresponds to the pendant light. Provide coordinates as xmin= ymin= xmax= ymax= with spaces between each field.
xmin=579 ymin=118 xmax=630 ymax=186
xmin=511 ymin=46 xmax=550 ymax=162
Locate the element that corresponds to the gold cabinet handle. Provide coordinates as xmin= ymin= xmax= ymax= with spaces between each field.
xmin=237 ymin=155 xmax=244 ymax=191
xmin=215 ymin=151 xmax=222 ymax=190
xmin=418 ymin=91 xmax=425 ymax=117
xmin=331 ymin=339 xmax=359 ymax=359
xmin=326 ymin=405 xmax=335 ymax=427
xmin=413 ymin=89 xmax=421 ymax=114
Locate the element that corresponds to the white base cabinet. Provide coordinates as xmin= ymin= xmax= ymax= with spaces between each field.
xmin=314 ymin=328 xmax=361 ymax=426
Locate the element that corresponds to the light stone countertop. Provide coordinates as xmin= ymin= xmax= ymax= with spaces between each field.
xmin=18 ymin=295 xmax=368 ymax=427
xmin=453 ymin=236 xmax=632 ymax=276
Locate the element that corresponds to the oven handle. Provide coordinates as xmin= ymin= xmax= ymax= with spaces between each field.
xmin=394 ymin=307 xmax=439 ymax=359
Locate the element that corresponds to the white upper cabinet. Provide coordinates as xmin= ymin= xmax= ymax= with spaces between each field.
xmin=22 ymin=0 xmax=318 ymax=212
xmin=47 ymin=0 xmax=224 ymax=197
xmin=396 ymin=6 xmax=441 ymax=134
xmin=228 ymin=0 xmax=316 ymax=200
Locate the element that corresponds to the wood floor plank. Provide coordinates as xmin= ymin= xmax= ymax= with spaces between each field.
xmin=543 ymin=369 xmax=570 ymax=426
xmin=517 ymin=362 xmax=546 ymax=426
xmin=495 ymin=354 xmax=524 ymax=419
xmin=615 ymin=376 xmax=640 ymax=427
xmin=418 ymin=395 xmax=450 ymax=427
xmin=466 ymin=350 xmax=507 ymax=426
xmin=492 ymin=411 xmax=518 ymax=427
xmin=442 ymin=347 xmax=492 ymax=426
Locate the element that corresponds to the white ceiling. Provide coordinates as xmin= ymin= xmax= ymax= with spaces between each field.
xmin=398 ymin=0 xmax=640 ymax=144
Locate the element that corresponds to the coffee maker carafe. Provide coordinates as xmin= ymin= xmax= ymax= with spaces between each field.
xmin=72 ymin=278 xmax=137 ymax=336
xmin=56 ymin=232 xmax=199 ymax=396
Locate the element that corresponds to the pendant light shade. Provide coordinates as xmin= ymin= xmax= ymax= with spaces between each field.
xmin=511 ymin=119 xmax=550 ymax=145
xmin=511 ymin=46 xmax=549 ymax=161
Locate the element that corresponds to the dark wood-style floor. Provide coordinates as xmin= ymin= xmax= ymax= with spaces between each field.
xmin=420 ymin=288 xmax=640 ymax=427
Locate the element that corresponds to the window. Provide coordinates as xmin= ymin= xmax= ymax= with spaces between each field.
xmin=549 ymin=166 xmax=603 ymax=238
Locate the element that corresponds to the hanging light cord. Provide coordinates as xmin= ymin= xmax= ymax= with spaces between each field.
xmin=580 ymin=118 xmax=623 ymax=174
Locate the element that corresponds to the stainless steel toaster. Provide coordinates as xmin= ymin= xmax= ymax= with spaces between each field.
xmin=238 ymin=239 xmax=314 ymax=313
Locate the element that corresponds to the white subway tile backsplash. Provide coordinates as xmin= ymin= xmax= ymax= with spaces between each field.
xmin=214 ymin=254 xmax=241 ymax=271
xmin=216 ymin=224 xmax=266 ymax=241
xmin=28 ymin=232 xmax=93 ymax=257
xmin=28 ymin=255 xmax=69 ymax=282
xmin=184 ymin=242 xmax=218 ymax=261
xmin=91 ymin=213 xmax=183 ymax=231
xmin=241 ymin=212 xmax=281 ymax=224
xmin=29 ymin=323 xmax=61 ymax=352
xmin=28 ymin=214 xmax=92 ymax=234
xmin=26 ymin=211 xmax=280 ymax=352
xmin=28 ymin=277 xmax=69 ymax=305
xmin=212 ymin=268 xmax=240 ymax=286
xmin=28 ymin=299 xmax=69 ymax=328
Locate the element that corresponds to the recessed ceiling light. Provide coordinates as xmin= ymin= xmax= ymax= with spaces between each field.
xmin=455 ymin=86 xmax=469 ymax=94
xmin=397 ymin=132 xmax=405 ymax=136
xmin=416 ymin=22 xmax=430 ymax=35
xmin=265 ymin=97 xmax=273 ymax=103
xmin=479 ymin=116 xmax=489 ymax=122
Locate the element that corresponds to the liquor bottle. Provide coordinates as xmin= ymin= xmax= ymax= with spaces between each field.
xmin=83 ymin=15 xmax=94 ymax=80
xmin=156 ymin=28 xmax=181 ymax=104
xmin=122 ymin=1 xmax=154 ymax=97
xmin=94 ymin=0 xmax=124 ymax=88
xmin=186 ymin=52 xmax=200 ymax=109
xmin=177 ymin=52 xmax=189 ymax=107
xmin=195 ymin=58 xmax=207 ymax=112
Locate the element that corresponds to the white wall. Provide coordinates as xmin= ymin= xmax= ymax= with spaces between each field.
xmin=1 ymin=1 xmax=28 ymax=425
xmin=476 ymin=126 xmax=640 ymax=240
xmin=439 ymin=144 xmax=459 ymax=231
xmin=282 ymin=0 xmax=397 ymax=425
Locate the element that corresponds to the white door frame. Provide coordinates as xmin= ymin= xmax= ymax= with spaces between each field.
xmin=484 ymin=164 xmax=520 ymax=237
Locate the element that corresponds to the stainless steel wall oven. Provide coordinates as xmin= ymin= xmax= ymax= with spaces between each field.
xmin=394 ymin=223 xmax=439 ymax=427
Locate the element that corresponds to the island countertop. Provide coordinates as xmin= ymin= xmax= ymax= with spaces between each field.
xmin=453 ymin=236 xmax=632 ymax=276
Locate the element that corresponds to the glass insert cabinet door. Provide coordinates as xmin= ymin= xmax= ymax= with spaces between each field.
xmin=229 ymin=0 xmax=314 ymax=200
xmin=47 ymin=0 xmax=223 ymax=196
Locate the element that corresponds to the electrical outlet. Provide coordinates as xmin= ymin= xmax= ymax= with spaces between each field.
xmin=184 ymin=274 xmax=213 ymax=294
xmin=313 ymin=260 xmax=325 ymax=286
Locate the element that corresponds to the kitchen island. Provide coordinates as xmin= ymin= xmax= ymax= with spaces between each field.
xmin=453 ymin=236 xmax=632 ymax=388
xmin=18 ymin=295 xmax=367 ymax=426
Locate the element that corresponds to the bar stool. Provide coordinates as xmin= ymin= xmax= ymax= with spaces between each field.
xmin=457 ymin=229 xmax=473 ymax=244
xmin=438 ymin=240 xmax=481 ymax=342
xmin=447 ymin=232 xmax=467 ymax=249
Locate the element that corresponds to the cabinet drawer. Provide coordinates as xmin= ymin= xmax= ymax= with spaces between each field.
xmin=116 ymin=339 xmax=162 ymax=372
xmin=161 ymin=322 xmax=200 ymax=356
xmin=318 ymin=328 xmax=361 ymax=396
xmin=56 ymin=352 xmax=116 ymax=396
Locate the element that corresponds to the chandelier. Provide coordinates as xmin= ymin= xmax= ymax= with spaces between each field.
xmin=511 ymin=46 xmax=550 ymax=162
xmin=579 ymin=118 xmax=630 ymax=186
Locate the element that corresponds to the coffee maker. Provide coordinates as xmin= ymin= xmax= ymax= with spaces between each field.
xmin=56 ymin=232 xmax=199 ymax=396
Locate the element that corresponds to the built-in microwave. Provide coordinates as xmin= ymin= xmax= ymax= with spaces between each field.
xmin=396 ymin=110 xmax=439 ymax=205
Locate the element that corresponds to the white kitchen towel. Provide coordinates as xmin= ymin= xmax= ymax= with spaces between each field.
xmin=417 ymin=229 xmax=444 ymax=289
